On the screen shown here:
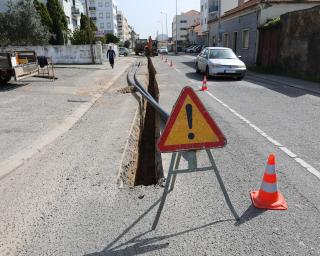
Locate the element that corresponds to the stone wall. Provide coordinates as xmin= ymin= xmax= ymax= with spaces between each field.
xmin=0 ymin=43 xmax=118 ymax=64
xmin=279 ymin=5 xmax=320 ymax=81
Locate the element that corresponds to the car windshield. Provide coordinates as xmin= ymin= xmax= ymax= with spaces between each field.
xmin=209 ymin=49 xmax=237 ymax=59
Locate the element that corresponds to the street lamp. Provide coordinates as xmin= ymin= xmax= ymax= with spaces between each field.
xmin=160 ymin=11 xmax=168 ymax=48
xmin=175 ymin=0 xmax=178 ymax=54
xmin=157 ymin=20 xmax=163 ymax=42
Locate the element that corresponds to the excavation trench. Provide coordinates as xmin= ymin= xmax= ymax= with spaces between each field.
xmin=119 ymin=58 xmax=163 ymax=187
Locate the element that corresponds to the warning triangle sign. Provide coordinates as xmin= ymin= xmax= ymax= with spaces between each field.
xmin=157 ymin=87 xmax=227 ymax=152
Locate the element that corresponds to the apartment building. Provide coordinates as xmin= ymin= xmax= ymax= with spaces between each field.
xmin=117 ymin=10 xmax=130 ymax=42
xmin=82 ymin=0 xmax=117 ymax=36
xmin=71 ymin=0 xmax=85 ymax=30
xmin=172 ymin=10 xmax=200 ymax=49
xmin=0 ymin=0 xmax=84 ymax=33
xmin=200 ymin=0 xmax=239 ymax=45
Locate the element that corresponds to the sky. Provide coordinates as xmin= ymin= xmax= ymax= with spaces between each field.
xmin=116 ymin=0 xmax=200 ymax=39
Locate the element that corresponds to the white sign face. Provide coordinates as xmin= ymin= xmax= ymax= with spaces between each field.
xmin=11 ymin=57 xmax=17 ymax=67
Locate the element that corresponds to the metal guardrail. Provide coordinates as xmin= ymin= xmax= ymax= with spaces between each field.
xmin=127 ymin=61 xmax=169 ymax=121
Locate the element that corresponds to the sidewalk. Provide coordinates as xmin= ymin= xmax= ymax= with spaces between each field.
xmin=247 ymin=71 xmax=320 ymax=95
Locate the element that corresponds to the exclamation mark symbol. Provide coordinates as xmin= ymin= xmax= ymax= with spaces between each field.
xmin=186 ymin=104 xmax=195 ymax=140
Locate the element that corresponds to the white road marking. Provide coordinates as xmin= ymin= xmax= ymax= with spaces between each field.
xmin=202 ymin=88 xmax=320 ymax=180
xmin=279 ymin=147 xmax=297 ymax=158
xmin=0 ymin=62 xmax=132 ymax=180
xmin=183 ymin=55 xmax=196 ymax=60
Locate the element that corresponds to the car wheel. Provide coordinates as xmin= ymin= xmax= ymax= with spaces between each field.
xmin=0 ymin=71 xmax=11 ymax=85
xmin=235 ymin=76 xmax=244 ymax=81
xmin=195 ymin=63 xmax=201 ymax=74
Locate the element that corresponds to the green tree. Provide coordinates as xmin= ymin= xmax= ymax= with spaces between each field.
xmin=70 ymin=14 xmax=97 ymax=44
xmin=105 ymin=34 xmax=120 ymax=44
xmin=124 ymin=40 xmax=131 ymax=48
xmin=0 ymin=0 xmax=50 ymax=46
xmin=33 ymin=0 xmax=52 ymax=29
xmin=46 ymin=0 xmax=68 ymax=45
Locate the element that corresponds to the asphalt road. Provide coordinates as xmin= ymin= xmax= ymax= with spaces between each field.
xmin=0 ymin=54 xmax=319 ymax=256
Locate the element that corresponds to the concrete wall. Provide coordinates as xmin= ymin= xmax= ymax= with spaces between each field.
xmin=0 ymin=43 xmax=117 ymax=64
xmin=279 ymin=5 xmax=320 ymax=81
xmin=259 ymin=3 xmax=320 ymax=26
xmin=220 ymin=11 xmax=258 ymax=66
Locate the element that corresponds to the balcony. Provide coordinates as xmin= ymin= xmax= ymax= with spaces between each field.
xmin=89 ymin=6 xmax=96 ymax=11
xmin=209 ymin=5 xmax=218 ymax=13
xmin=72 ymin=7 xmax=80 ymax=16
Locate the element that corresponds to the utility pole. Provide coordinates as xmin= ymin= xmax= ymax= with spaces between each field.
xmin=175 ymin=0 xmax=178 ymax=54
xmin=85 ymin=0 xmax=95 ymax=63
xmin=161 ymin=11 xmax=168 ymax=48
xmin=218 ymin=0 xmax=222 ymax=47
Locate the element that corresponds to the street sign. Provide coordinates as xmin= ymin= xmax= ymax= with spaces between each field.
xmin=157 ymin=86 xmax=227 ymax=152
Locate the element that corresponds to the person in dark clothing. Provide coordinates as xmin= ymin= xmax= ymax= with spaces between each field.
xmin=107 ymin=46 xmax=116 ymax=69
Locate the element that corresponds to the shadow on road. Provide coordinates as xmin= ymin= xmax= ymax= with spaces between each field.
xmin=84 ymin=150 xmax=241 ymax=256
xmin=234 ymin=204 xmax=266 ymax=226
xmin=0 ymin=82 xmax=29 ymax=92
xmin=84 ymin=216 xmax=234 ymax=256
xmin=244 ymin=75 xmax=319 ymax=98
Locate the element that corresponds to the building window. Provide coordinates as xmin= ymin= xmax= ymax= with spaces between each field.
xmin=180 ymin=20 xmax=187 ymax=23
xmin=106 ymin=12 xmax=110 ymax=18
xmin=201 ymin=5 xmax=203 ymax=11
xmin=205 ymin=18 xmax=207 ymax=24
xmin=242 ymin=29 xmax=249 ymax=49
xmin=89 ymin=0 xmax=95 ymax=5
xmin=98 ymin=2 xmax=102 ymax=7
xmin=99 ymin=12 xmax=103 ymax=18
xmin=100 ymin=23 xmax=104 ymax=29
xmin=233 ymin=31 xmax=238 ymax=53
xmin=180 ymin=28 xmax=188 ymax=31
xmin=223 ymin=33 xmax=228 ymax=47
xmin=105 ymin=2 xmax=110 ymax=7
xmin=107 ymin=23 xmax=111 ymax=28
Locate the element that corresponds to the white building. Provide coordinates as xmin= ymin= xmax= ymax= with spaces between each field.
xmin=82 ymin=0 xmax=117 ymax=36
xmin=200 ymin=0 xmax=238 ymax=33
xmin=172 ymin=10 xmax=200 ymax=47
xmin=71 ymin=0 xmax=85 ymax=30
xmin=0 ymin=0 xmax=84 ymax=33
xmin=117 ymin=10 xmax=130 ymax=42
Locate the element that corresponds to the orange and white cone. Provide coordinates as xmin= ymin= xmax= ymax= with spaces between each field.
xmin=250 ymin=154 xmax=287 ymax=210
xmin=165 ymin=57 xmax=168 ymax=63
xmin=200 ymin=75 xmax=208 ymax=91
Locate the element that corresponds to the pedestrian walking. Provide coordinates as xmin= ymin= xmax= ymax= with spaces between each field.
xmin=107 ymin=46 xmax=116 ymax=69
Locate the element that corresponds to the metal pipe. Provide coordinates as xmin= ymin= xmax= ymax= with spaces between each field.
xmin=127 ymin=62 xmax=169 ymax=121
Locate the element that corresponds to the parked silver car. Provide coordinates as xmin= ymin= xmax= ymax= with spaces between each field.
xmin=195 ymin=47 xmax=246 ymax=80
xmin=158 ymin=47 xmax=168 ymax=54
xmin=119 ymin=47 xmax=129 ymax=56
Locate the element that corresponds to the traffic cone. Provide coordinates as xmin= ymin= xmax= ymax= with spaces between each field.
xmin=161 ymin=54 xmax=163 ymax=60
xmin=165 ymin=57 xmax=168 ymax=63
xmin=250 ymin=154 xmax=287 ymax=210
xmin=170 ymin=60 xmax=173 ymax=67
xmin=200 ymin=75 xmax=208 ymax=91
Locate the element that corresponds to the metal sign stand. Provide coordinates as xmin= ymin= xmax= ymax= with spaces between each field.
xmin=152 ymin=149 xmax=225 ymax=230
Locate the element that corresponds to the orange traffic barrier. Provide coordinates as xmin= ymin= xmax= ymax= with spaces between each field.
xmin=250 ymin=154 xmax=288 ymax=210
xmin=200 ymin=75 xmax=208 ymax=91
